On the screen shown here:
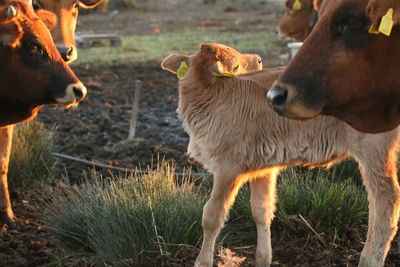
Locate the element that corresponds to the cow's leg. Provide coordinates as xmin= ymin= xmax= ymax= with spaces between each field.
xmin=356 ymin=143 xmax=400 ymax=267
xmin=195 ymin=169 xmax=245 ymax=267
xmin=250 ymin=169 xmax=279 ymax=267
xmin=0 ymin=125 xmax=16 ymax=227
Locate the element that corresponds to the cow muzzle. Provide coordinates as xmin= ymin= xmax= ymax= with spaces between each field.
xmin=267 ymin=81 xmax=322 ymax=120
xmin=55 ymin=82 xmax=87 ymax=107
xmin=57 ymin=45 xmax=78 ymax=63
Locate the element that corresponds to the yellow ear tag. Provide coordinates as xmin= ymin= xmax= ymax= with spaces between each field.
xmin=378 ymin=8 xmax=394 ymax=36
xmin=177 ymin=61 xmax=189 ymax=79
xmin=368 ymin=24 xmax=380 ymax=34
xmin=212 ymin=72 xmax=235 ymax=78
xmin=292 ymin=0 xmax=302 ymax=10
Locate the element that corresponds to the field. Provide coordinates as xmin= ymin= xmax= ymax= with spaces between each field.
xmin=2 ymin=0 xmax=400 ymax=266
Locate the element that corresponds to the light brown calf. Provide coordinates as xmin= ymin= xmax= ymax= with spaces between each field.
xmin=32 ymin=0 xmax=105 ymax=63
xmin=162 ymin=43 xmax=400 ymax=267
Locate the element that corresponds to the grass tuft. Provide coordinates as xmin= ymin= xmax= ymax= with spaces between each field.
xmin=44 ymin=162 xmax=206 ymax=266
xmin=8 ymin=119 xmax=55 ymax=191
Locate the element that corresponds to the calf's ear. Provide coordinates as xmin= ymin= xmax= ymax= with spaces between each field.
xmin=161 ymin=54 xmax=190 ymax=74
xmin=36 ymin=9 xmax=57 ymax=30
xmin=78 ymin=0 xmax=105 ymax=9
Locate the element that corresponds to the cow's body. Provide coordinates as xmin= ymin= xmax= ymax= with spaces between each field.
xmin=268 ymin=0 xmax=400 ymax=133
xmin=32 ymin=0 xmax=105 ymax=63
xmin=0 ymin=0 xmax=86 ymax=226
xmin=162 ymin=44 xmax=400 ymax=267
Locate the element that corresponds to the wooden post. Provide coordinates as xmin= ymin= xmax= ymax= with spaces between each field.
xmin=128 ymin=80 xmax=142 ymax=140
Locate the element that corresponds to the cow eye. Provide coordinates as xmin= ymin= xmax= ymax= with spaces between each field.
xmin=257 ymin=57 xmax=262 ymax=64
xmin=233 ymin=65 xmax=239 ymax=72
xmin=29 ymin=41 xmax=44 ymax=57
xmin=338 ymin=17 xmax=367 ymax=34
xmin=32 ymin=0 xmax=41 ymax=11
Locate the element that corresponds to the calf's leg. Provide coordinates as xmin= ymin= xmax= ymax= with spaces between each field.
xmin=195 ymin=170 xmax=246 ymax=267
xmin=250 ymin=169 xmax=279 ymax=267
xmin=0 ymin=126 xmax=16 ymax=227
xmin=355 ymin=142 xmax=400 ymax=267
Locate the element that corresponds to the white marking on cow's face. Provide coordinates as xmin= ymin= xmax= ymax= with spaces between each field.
xmin=55 ymin=82 xmax=86 ymax=106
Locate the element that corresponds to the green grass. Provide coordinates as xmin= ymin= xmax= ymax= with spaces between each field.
xmin=8 ymin=119 xmax=55 ymax=191
xmin=45 ymin=162 xmax=207 ymax=266
xmin=45 ymin=159 xmax=368 ymax=264
xmin=73 ymin=29 xmax=283 ymax=67
xmin=224 ymin=163 xmax=368 ymax=242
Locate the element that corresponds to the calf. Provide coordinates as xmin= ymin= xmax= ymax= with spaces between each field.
xmin=32 ymin=0 xmax=105 ymax=63
xmin=268 ymin=0 xmax=400 ymax=133
xmin=161 ymin=43 xmax=400 ymax=267
xmin=0 ymin=0 xmax=86 ymax=226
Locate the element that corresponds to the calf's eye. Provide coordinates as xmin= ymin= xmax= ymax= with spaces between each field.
xmin=258 ymin=57 xmax=262 ymax=64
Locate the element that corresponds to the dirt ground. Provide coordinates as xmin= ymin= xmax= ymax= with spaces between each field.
xmin=2 ymin=0 xmax=400 ymax=266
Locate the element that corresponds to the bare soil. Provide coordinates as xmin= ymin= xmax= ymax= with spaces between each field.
xmin=2 ymin=1 xmax=400 ymax=266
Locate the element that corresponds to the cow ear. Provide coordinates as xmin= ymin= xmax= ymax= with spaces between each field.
xmin=36 ymin=9 xmax=57 ymax=30
xmin=366 ymin=0 xmax=400 ymax=25
xmin=78 ymin=0 xmax=105 ymax=9
xmin=161 ymin=54 xmax=191 ymax=74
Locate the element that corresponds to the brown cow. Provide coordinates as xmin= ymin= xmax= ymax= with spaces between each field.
xmin=31 ymin=0 xmax=105 ymax=63
xmin=278 ymin=0 xmax=318 ymax=41
xmin=268 ymin=0 xmax=400 ymax=133
xmin=0 ymin=0 xmax=86 ymax=226
xmin=162 ymin=43 xmax=400 ymax=267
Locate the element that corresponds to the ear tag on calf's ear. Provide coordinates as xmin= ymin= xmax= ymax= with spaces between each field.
xmin=292 ymin=0 xmax=302 ymax=10
xmin=177 ymin=62 xmax=189 ymax=79
xmin=368 ymin=24 xmax=380 ymax=34
xmin=378 ymin=8 xmax=394 ymax=36
xmin=212 ymin=72 xmax=235 ymax=78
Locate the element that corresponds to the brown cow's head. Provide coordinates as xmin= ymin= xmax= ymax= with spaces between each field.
xmin=268 ymin=0 xmax=400 ymax=133
xmin=0 ymin=0 xmax=86 ymax=126
xmin=31 ymin=0 xmax=104 ymax=63
xmin=278 ymin=0 xmax=316 ymax=42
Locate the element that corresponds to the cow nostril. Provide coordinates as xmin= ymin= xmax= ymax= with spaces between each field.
xmin=73 ymin=86 xmax=84 ymax=101
xmin=66 ymin=46 xmax=74 ymax=59
xmin=57 ymin=46 xmax=74 ymax=62
xmin=267 ymin=86 xmax=288 ymax=108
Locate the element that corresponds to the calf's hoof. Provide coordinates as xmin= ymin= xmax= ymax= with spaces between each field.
xmin=255 ymin=259 xmax=271 ymax=267
xmin=194 ymin=258 xmax=213 ymax=267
